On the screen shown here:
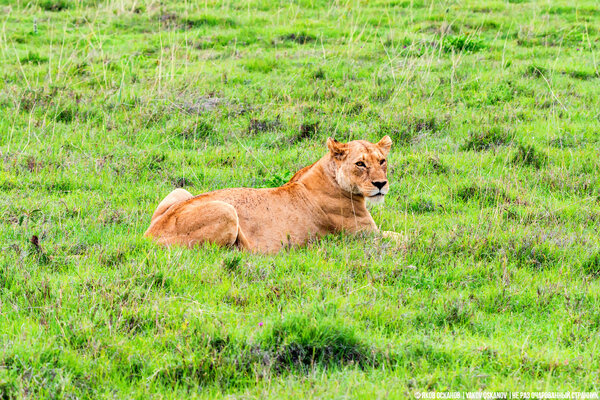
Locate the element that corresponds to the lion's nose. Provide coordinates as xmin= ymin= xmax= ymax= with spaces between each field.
xmin=372 ymin=180 xmax=387 ymax=189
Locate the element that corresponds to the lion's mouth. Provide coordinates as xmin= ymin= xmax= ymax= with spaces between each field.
xmin=366 ymin=192 xmax=386 ymax=204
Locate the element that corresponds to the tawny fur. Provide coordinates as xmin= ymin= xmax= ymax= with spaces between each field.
xmin=144 ymin=136 xmax=400 ymax=253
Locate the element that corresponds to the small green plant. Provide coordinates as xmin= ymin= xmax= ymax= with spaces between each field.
xmin=513 ymin=240 xmax=555 ymax=270
xmin=54 ymin=106 xmax=77 ymax=123
xmin=438 ymin=300 xmax=473 ymax=327
xmin=178 ymin=120 xmax=214 ymax=139
xmin=39 ymin=0 xmax=70 ymax=11
xmin=582 ymin=253 xmax=600 ymax=277
xmin=184 ymin=15 xmax=237 ymax=28
xmin=248 ymin=118 xmax=281 ymax=135
xmin=462 ymin=127 xmax=512 ymax=151
xmin=380 ymin=115 xmax=440 ymax=145
xmin=293 ymin=121 xmax=319 ymax=142
xmin=407 ymin=198 xmax=437 ymax=213
xmin=565 ymin=69 xmax=598 ymax=80
xmin=457 ymin=183 xmax=512 ymax=206
xmin=222 ymin=254 xmax=243 ymax=273
xmin=264 ymin=171 xmax=293 ymax=188
xmin=524 ymin=64 xmax=548 ymax=77
xmin=20 ymin=51 xmax=48 ymax=64
xmin=512 ymin=144 xmax=546 ymax=169
xmin=244 ymin=58 xmax=278 ymax=73
xmin=260 ymin=314 xmax=387 ymax=369
xmin=280 ymin=32 xmax=316 ymax=44
xmin=427 ymin=154 xmax=448 ymax=174
xmin=486 ymin=82 xmax=514 ymax=105
xmin=442 ymin=35 xmax=485 ymax=53
xmin=312 ymin=67 xmax=325 ymax=80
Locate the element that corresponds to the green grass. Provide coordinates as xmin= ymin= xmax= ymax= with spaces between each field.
xmin=1 ymin=0 xmax=600 ymax=398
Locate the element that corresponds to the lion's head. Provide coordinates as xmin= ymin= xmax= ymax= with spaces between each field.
xmin=326 ymin=136 xmax=392 ymax=204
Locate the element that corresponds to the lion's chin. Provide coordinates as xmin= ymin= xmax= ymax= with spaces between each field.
xmin=366 ymin=194 xmax=385 ymax=205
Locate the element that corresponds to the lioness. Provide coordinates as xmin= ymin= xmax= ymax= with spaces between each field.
xmin=144 ymin=136 xmax=400 ymax=253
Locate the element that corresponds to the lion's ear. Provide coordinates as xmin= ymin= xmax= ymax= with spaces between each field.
xmin=377 ymin=135 xmax=392 ymax=156
xmin=327 ymin=137 xmax=348 ymax=159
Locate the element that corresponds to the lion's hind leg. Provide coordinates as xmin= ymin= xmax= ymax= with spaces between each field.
xmin=150 ymin=188 xmax=194 ymax=221
xmin=150 ymin=200 xmax=249 ymax=250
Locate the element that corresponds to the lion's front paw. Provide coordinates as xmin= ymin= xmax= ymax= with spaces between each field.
xmin=380 ymin=230 xmax=407 ymax=248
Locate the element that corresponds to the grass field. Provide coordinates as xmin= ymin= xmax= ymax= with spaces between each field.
xmin=1 ymin=0 xmax=600 ymax=398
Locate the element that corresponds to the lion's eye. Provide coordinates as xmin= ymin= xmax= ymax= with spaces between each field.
xmin=380 ymin=159 xmax=386 ymax=165
xmin=355 ymin=161 xmax=366 ymax=167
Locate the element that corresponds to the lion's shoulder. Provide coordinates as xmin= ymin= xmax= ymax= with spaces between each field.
xmin=286 ymin=161 xmax=317 ymax=185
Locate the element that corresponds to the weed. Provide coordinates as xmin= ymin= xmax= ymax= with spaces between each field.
xmin=442 ymin=35 xmax=485 ymax=53
xmin=381 ymin=115 xmax=440 ymax=145
xmin=582 ymin=253 xmax=600 ymax=277
xmin=54 ymin=106 xmax=77 ymax=123
xmin=263 ymin=171 xmax=293 ymax=188
xmin=29 ymin=235 xmax=51 ymax=265
xmin=564 ymin=69 xmax=598 ymax=80
xmin=407 ymin=198 xmax=438 ymax=213
xmin=512 ymin=144 xmax=546 ymax=169
xmin=513 ymin=240 xmax=555 ymax=270
xmin=486 ymin=82 xmax=514 ymax=105
xmin=159 ymin=13 xmax=236 ymax=30
xmin=244 ymin=58 xmax=278 ymax=73
xmin=39 ymin=0 xmax=70 ymax=11
xmin=248 ymin=118 xmax=280 ymax=135
xmin=280 ymin=33 xmax=316 ymax=44
xmin=222 ymin=254 xmax=243 ymax=273
xmin=427 ymin=154 xmax=448 ymax=174
xmin=457 ymin=184 xmax=512 ymax=206
xmin=294 ymin=121 xmax=319 ymax=142
xmin=151 ymin=155 xmax=169 ymax=172
xmin=548 ymin=136 xmax=581 ymax=148
xmin=312 ymin=68 xmax=326 ymax=80
xmin=524 ymin=65 xmax=548 ymax=77
xmin=178 ymin=120 xmax=215 ymax=139
xmin=20 ymin=51 xmax=48 ymax=64
xmin=171 ymin=177 xmax=193 ymax=187
xmin=261 ymin=315 xmax=385 ymax=370
xmin=438 ymin=300 xmax=473 ymax=327
xmin=462 ymin=127 xmax=512 ymax=151
xmin=184 ymin=15 xmax=236 ymax=28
